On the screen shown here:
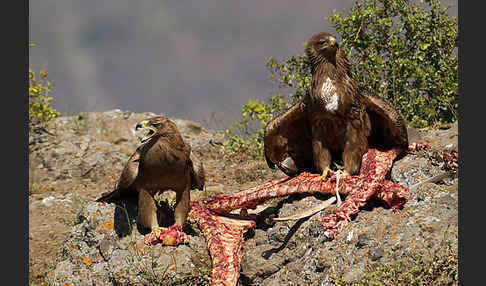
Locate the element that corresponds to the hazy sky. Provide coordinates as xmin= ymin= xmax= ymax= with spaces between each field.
xmin=29 ymin=0 xmax=458 ymax=129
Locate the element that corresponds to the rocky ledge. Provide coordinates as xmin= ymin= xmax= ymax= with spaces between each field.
xmin=29 ymin=110 xmax=458 ymax=285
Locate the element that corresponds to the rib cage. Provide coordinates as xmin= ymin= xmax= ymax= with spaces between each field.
xmin=202 ymin=149 xmax=409 ymax=217
xmin=186 ymin=143 xmax=425 ymax=285
xmin=189 ymin=202 xmax=256 ymax=286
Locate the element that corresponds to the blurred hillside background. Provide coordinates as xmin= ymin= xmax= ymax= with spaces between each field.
xmin=29 ymin=0 xmax=457 ymax=129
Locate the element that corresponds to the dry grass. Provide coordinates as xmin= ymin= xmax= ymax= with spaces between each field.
xmin=330 ymin=229 xmax=458 ymax=286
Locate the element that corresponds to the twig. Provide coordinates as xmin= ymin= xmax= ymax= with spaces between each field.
xmin=355 ymin=21 xmax=364 ymax=41
xmin=273 ymin=197 xmax=337 ymax=221
xmin=409 ymin=171 xmax=456 ymax=189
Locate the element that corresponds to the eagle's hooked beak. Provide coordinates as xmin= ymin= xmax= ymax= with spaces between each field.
xmin=329 ymin=36 xmax=335 ymax=46
xmin=136 ymin=120 xmax=157 ymax=143
xmin=135 ymin=120 xmax=147 ymax=131
xmin=320 ymin=36 xmax=337 ymax=51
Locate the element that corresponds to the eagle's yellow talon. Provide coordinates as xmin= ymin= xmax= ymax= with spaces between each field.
xmin=151 ymin=226 xmax=167 ymax=238
xmin=315 ymin=168 xmax=330 ymax=181
xmin=144 ymin=226 xmax=169 ymax=245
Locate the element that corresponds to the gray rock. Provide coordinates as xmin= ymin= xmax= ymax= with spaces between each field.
xmin=31 ymin=111 xmax=457 ymax=285
xmin=235 ymin=122 xmax=458 ymax=285
xmin=369 ymin=247 xmax=384 ymax=261
xmin=46 ymin=201 xmax=212 ymax=286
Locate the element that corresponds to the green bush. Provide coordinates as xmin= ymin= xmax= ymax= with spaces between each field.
xmin=223 ymin=94 xmax=290 ymax=159
xmin=266 ymin=53 xmax=312 ymax=100
xmin=224 ymin=0 xmax=458 ymax=155
xmin=328 ymin=0 xmax=458 ymax=127
xmin=29 ymin=44 xmax=60 ymax=122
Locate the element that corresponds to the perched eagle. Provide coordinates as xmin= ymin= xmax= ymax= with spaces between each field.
xmin=97 ymin=116 xmax=205 ymax=243
xmin=264 ymin=32 xmax=408 ymax=177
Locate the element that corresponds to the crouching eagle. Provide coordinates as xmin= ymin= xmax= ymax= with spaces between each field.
xmin=264 ymin=32 xmax=408 ymax=177
xmin=97 ymin=116 xmax=205 ymax=245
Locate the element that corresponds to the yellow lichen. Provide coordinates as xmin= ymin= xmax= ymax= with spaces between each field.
xmin=82 ymin=257 xmax=92 ymax=266
xmin=96 ymin=220 xmax=115 ymax=232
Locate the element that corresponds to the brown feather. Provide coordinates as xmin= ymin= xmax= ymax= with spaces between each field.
xmin=263 ymin=32 xmax=408 ymax=176
xmin=96 ymin=115 xmax=205 ymax=230
xmin=362 ymin=90 xmax=409 ymax=154
xmin=264 ymin=99 xmax=314 ymax=175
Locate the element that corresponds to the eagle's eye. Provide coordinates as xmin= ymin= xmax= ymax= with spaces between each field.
xmin=151 ymin=122 xmax=161 ymax=127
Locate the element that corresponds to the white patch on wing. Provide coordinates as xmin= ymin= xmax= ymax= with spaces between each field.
xmin=320 ymin=77 xmax=339 ymax=111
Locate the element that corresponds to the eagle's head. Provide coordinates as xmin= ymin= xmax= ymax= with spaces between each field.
xmin=305 ymin=32 xmax=339 ymax=65
xmin=135 ymin=116 xmax=178 ymax=143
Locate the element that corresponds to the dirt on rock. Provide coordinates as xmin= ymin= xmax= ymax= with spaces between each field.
xmin=29 ymin=110 xmax=458 ymax=285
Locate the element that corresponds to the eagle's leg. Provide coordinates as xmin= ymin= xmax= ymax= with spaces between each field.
xmin=140 ymin=188 xmax=190 ymax=246
xmin=138 ymin=189 xmax=168 ymax=245
xmin=151 ymin=187 xmax=190 ymax=246
xmin=312 ymin=138 xmax=332 ymax=181
xmin=342 ymin=124 xmax=368 ymax=176
xmin=174 ymin=187 xmax=190 ymax=227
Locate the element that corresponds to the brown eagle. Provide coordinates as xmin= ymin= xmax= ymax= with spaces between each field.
xmin=264 ymin=32 xmax=408 ymax=177
xmin=97 ymin=116 xmax=205 ymax=243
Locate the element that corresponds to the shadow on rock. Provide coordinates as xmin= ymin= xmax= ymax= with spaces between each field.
xmin=262 ymin=216 xmax=310 ymax=259
xmin=112 ymin=197 xmax=178 ymax=237
xmin=113 ymin=198 xmax=138 ymax=237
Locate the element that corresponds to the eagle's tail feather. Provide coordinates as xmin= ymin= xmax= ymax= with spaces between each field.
xmin=96 ymin=189 xmax=126 ymax=203
xmin=96 ymin=191 xmax=116 ymax=203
